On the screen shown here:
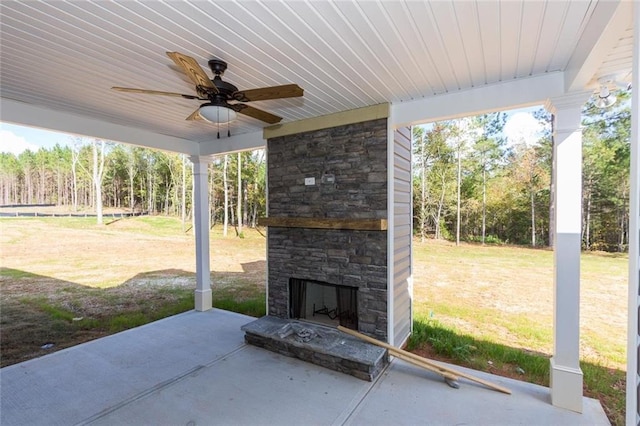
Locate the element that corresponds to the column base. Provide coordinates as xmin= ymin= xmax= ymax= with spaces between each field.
xmin=194 ymin=289 xmax=212 ymax=312
xmin=550 ymin=357 xmax=583 ymax=413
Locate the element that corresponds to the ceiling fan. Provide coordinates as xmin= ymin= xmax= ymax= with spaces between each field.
xmin=112 ymin=51 xmax=303 ymax=136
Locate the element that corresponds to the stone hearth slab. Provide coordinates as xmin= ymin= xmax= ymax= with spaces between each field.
xmin=241 ymin=316 xmax=388 ymax=381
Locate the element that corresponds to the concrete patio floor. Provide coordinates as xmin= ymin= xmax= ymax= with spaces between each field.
xmin=1 ymin=309 xmax=609 ymax=425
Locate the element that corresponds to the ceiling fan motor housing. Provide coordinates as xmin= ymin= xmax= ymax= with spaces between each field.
xmin=212 ymin=76 xmax=239 ymax=98
xmin=208 ymin=58 xmax=227 ymax=75
xmin=204 ymin=59 xmax=240 ymax=102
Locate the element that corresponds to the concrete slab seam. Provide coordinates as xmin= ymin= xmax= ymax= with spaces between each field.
xmin=75 ymin=364 xmax=208 ymax=426
xmin=330 ymin=358 xmax=393 ymax=426
xmin=76 ymin=344 xmax=249 ymax=425
xmin=200 ymin=344 xmax=251 ymax=369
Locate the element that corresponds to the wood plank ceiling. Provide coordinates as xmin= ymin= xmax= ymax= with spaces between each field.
xmin=0 ymin=1 xmax=634 ymax=144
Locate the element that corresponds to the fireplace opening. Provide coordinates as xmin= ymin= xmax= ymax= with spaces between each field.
xmin=289 ymin=278 xmax=358 ymax=330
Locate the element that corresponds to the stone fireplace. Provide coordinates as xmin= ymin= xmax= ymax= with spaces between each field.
xmin=243 ymin=105 xmax=413 ymax=381
xmin=266 ymin=117 xmax=390 ymax=340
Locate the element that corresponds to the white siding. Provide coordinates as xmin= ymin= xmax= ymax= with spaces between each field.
xmin=392 ymin=126 xmax=413 ymax=346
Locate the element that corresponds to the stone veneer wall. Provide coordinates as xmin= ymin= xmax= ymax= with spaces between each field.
xmin=267 ymin=118 xmax=388 ymax=341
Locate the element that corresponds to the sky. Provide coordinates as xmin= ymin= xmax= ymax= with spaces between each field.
xmin=503 ymin=110 xmax=546 ymax=148
xmin=0 ymin=122 xmax=74 ymax=155
xmin=0 ymin=106 xmax=546 ymax=156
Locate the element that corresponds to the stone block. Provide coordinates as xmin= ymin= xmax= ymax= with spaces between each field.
xmin=242 ymin=316 xmax=388 ymax=382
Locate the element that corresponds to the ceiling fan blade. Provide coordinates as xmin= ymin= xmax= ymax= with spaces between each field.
xmin=186 ymin=108 xmax=202 ymax=121
xmin=236 ymin=105 xmax=282 ymax=124
xmin=112 ymin=87 xmax=203 ymax=100
xmin=166 ymin=51 xmax=218 ymax=92
xmin=234 ymin=84 xmax=303 ymax=102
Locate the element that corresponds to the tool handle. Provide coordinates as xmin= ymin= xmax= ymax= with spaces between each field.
xmin=337 ymin=326 xmax=511 ymax=395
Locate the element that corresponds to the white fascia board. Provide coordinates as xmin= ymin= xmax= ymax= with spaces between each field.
xmin=391 ymin=72 xmax=565 ymax=128
xmin=198 ymin=130 xmax=265 ymax=156
xmin=0 ymin=98 xmax=199 ymax=154
xmin=564 ymin=0 xmax=632 ymax=92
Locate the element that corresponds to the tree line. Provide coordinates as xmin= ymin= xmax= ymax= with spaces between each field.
xmin=412 ymin=94 xmax=630 ymax=252
xmin=0 ymin=95 xmax=630 ymax=250
xmin=0 ymin=140 xmax=265 ymax=233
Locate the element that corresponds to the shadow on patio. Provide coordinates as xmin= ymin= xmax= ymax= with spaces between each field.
xmin=0 ymin=309 xmax=609 ymax=425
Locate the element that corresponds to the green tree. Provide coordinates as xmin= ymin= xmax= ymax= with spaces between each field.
xmin=582 ymin=91 xmax=631 ymax=251
xmin=509 ymin=143 xmax=550 ymax=246
xmin=0 ymin=153 xmax=21 ymax=204
xmin=412 ymin=123 xmax=456 ymax=240
xmin=413 ymin=126 xmax=431 ymax=242
xmin=468 ymin=112 xmax=505 ymax=244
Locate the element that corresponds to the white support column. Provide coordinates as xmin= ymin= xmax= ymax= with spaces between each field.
xmin=190 ymin=155 xmax=213 ymax=312
xmin=545 ymin=92 xmax=591 ymax=413
xmin=626 ymin=2 xmax=640 ymax=424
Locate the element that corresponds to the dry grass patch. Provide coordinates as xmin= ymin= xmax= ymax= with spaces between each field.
xmin=0 ymin=216 xmax=267 ymax=367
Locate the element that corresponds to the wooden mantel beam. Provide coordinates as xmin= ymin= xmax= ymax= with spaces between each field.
xmin=258 ymin=217 xmax=388 ymax=231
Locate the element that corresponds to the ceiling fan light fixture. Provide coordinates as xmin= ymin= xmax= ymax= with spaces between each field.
xmin=595 ymin=85 xmax=616 ymax=108
xmin=198 ymin=104 xmax=237 ymax=124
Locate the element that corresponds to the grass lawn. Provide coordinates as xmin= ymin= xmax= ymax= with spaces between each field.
xmin=412 ymin=239 xmax=627 ymax=424
xmin=0 ymin=216 xmax=628 ymax=424
xmin=412 ymin=240 xmax=627 ymax=369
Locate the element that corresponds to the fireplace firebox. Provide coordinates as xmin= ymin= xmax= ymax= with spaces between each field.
xmin=289 ymin=278 xmax=358 ymax=330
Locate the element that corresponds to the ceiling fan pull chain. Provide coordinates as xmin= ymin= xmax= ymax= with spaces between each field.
xmin=217 ymin=109 xmax=221 ymax=139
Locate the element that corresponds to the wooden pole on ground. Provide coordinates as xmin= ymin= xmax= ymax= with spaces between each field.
xmin=337 ymin=326 xmax=511 ymax=395
xmin=389 ymin=350 xmax=460 ymax=384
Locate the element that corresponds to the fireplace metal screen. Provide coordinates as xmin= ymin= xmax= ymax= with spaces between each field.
xmin=289 ymin=278 xmax=358 ymax=330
